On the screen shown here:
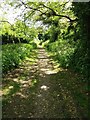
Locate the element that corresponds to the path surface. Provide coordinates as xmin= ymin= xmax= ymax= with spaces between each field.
xmin=2 ymin=48 xmax=88 ymax=118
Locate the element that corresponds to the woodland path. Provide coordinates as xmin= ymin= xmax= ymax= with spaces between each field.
xmin=2 ymin=47 xmax=87 ymax=119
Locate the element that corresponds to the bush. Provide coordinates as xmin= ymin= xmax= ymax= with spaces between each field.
xmin=46 ymin=39 xmax=75 ymax=68
xmin=30 ymin=42 xmax=37 ymax=49
xmin=2 ymin=43 xmax=36 ymax=74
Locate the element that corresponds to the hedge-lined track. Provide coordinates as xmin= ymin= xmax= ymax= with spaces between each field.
xmin=2 ymin=48 xmax=88 ymax=118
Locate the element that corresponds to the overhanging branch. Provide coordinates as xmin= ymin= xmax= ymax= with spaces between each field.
xmin=0 ymin=20 xmax=12 ymax=25
xmin=19 ymin=1 xmax=78 ymax=23
xmin=40 ymin=3 xmax=77 ymax=22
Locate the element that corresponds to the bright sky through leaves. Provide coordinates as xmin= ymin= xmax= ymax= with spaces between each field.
xmin=0 ymin=0 xmax=24 ymax=24
xmin=0 ymin=0 xmax=73 ymax=24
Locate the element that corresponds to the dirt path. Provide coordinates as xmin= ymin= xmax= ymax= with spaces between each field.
xmin=2 ymin=48 xmax=88 ymax=119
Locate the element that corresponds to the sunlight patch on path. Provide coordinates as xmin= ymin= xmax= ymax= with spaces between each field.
xmin=40 ymin=85 xmax=49 ymax=91
xmin=2 ymin=48 xmax=86 ymax=118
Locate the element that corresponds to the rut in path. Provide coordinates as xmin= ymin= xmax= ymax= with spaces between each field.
xmin=2 ymin=48 xmax=83 ymax=118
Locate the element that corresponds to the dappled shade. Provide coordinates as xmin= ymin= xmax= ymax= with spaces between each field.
xmin=1 ymin=1 xmax=89 ymax=119
xmin=2 ymin=48 xmax=88 ymax=118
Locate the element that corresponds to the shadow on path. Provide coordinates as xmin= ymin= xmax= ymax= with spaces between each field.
xmin=2 ymin=48 xmax=88 ymax=118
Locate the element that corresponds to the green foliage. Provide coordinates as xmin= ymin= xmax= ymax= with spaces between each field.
xmin=14 ymin=20 xmax=37 ymax=41
xmin=69 ymin=41 xmax=88 ymax=75
xmin=70 ymin=2 xmax=90 ymax=77
xmin=2 ymin=33 xmax=29 ymax=44
xmin=2 ymin=43 xmax=37 ymax=73
xmin=30 ymin=42 xmax=37 ymax=49
xmin=49 ymin=25 xmax=60 ymax=42
xmin=46 ymin=39 xmax=75 ymax=68
xmin=1 ymin=1 xmax=89 ymax=78
xmin=0 ymin=19 xmax=38 ymax=44
xmin=44 ymin=2 xmax=89 ymax=78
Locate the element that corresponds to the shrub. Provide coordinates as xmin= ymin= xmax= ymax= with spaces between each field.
xmin=46 ymin=39 xmax=75 ymax=68
xmin=2 ymin=43 xmax=36 ymax=74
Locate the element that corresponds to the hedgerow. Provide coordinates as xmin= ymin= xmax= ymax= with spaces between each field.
xmin=2 ymin=43 xmax=37 ymax=74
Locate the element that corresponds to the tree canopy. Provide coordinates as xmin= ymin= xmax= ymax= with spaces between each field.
xmin=1 ymin=0 xmax=90 ymax=78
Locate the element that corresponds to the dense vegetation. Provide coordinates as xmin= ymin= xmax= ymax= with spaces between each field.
xmin=2 ymin=43 xmax=37 ymax=73
xmin=1 ymin=20 xmax=37 ymax=44
xmin=1 ymin=1 xmax=89 ymax=80
xmin=70 ymin=2 xmax=90 ymax=78
xmin=1 ymin=18 xmax=37 ymax=74
xmin=1 ymin=1 xmax=89 ymax=118
xmin=37 ymin=2 xmax=89 ymax=80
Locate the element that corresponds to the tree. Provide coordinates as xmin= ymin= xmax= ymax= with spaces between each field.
xmin=2 ymin=0 xmax=89 ymax=78
xmin=70 ymin=2 xmax=90 ymax=77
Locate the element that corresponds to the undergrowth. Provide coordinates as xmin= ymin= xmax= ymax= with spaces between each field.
xmin=2 ymin=43 xmax=37 ymax=74
xmin=45 ymin=39 xmax=75 ymax=69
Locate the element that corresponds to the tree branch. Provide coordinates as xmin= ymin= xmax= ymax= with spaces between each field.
xmin=0 ymin=21 xmax=16 ymax=31
xmin=40 ymin=3 xmax=77 ymax=22
xmin=20 ymin=0 xmax=44 ymax=15
xmin=0 ymin=20 xmax=12 ymax=25
xmin=19 ymin=1 xmax=78 ymax=23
